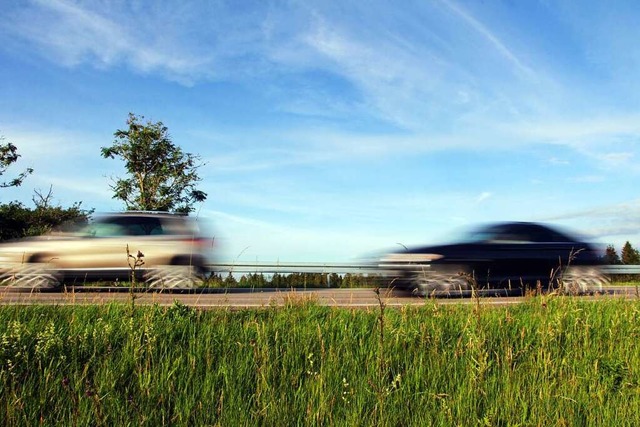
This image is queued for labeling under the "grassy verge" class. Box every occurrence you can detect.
[610,280,640,286]
[1,297,639,425]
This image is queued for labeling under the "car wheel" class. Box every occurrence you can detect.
[558,266,609,294]
[144,265,204,289]
[0,262,61,290]
[411,266,473,296]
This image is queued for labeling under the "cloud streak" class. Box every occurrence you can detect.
[3,0,216,83]
[439,0,537,80]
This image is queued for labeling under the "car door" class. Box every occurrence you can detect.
[483,225,581,285]
[52,218,135,274]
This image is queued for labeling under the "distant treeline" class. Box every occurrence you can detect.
[208,272,385,288]
[601,242,640,282]
[604,241,640,265]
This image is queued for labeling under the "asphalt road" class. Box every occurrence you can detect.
[0,286,636,309]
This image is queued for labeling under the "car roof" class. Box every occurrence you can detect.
[470,221,579,242]
[108,211,188,216]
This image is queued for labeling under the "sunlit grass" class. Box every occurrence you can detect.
[611,280,640,286]
[1,297,639,425]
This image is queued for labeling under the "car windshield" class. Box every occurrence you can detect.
[450,223,576,244]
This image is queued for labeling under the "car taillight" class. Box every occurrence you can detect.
[188,237,213,249]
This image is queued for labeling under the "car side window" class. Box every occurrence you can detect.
[497,226,566,243]
[487,226,533,243]
[545,230,571,243]
[119,217,164,236]
[89,222,128,237]
[494,234,532,243]
[522,229,551,243]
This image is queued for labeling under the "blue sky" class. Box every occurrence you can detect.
[1,0,640,262]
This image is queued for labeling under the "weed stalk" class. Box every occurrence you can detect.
[126,245,145,314]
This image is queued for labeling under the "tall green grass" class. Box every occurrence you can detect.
[1,297,639,425]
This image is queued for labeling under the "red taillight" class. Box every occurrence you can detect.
[188,237,213,250]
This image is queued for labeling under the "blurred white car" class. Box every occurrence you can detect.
[0,211,214,289]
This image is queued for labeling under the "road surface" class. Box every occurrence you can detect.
[0,286,636,309]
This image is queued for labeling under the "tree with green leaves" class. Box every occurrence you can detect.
[101,113,207,214]
[603,244,621,265]
[1,135,33,188]
[0,187,93,241]
[621,241,640,265]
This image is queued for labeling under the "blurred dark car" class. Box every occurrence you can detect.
[379,222,609,296]
[0,211,214,290]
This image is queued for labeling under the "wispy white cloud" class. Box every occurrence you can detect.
[197,115,640,177]
[566,175,605,184]
[298,18,442,129]
[600,152,634,166]
[0,0,606,138]
[203,208,398,262]
[0,124,97,160]
[476,192,493,203]
[3,0,218,83]
[0,123,119,207]
[503,114,640,171]
[547,2,640,82]
[540,199,640,242]
[548,157,570,166]
[508,114,640,142]
[203,145,337,174]
[37,175,112,200]
[439,0,537,80]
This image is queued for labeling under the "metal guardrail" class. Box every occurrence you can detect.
[211,262,640,275]
[210,262,379,274]
[601,265,640,275]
